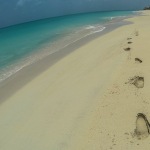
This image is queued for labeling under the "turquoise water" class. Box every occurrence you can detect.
[0,11,135,82]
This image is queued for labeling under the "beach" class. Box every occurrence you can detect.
[0,11,150,149]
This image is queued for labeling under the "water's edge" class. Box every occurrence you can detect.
[0,11,135,83]
[0,17,133,102]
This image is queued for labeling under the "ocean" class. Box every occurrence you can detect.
[0,11,136,83]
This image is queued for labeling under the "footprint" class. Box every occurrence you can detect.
[133,77,144,88]
[124,47,131,51]
[127,76,144,88]
[134,30,139,36]
[135,113,150,139]
[127,38,132,40]
[135,58,142,63]
[128,41,133,44]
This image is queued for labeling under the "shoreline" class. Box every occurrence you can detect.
[1,11,150,150]
[0,17,132,102]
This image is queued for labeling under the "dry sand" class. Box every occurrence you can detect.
[1,11,150,150]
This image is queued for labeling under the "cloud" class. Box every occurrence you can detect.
[16,0,30,6]
[16,0,42,7]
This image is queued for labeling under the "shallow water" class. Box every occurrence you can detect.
[0,11,135,82]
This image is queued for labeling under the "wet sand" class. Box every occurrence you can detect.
[1,11,150,150]
[0,19,131,102]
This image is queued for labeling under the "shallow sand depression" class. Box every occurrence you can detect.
[0,11,150,150]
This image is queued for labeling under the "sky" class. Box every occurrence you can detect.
[0,0,149,28]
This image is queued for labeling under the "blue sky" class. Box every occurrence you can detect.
[0,0,149,28]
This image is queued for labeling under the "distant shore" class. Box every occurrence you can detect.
[1,11,150,150]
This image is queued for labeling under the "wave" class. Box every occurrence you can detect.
[0,24,106,83]
[0,11,134,83]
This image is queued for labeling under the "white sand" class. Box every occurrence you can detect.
[1,11,150,150]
